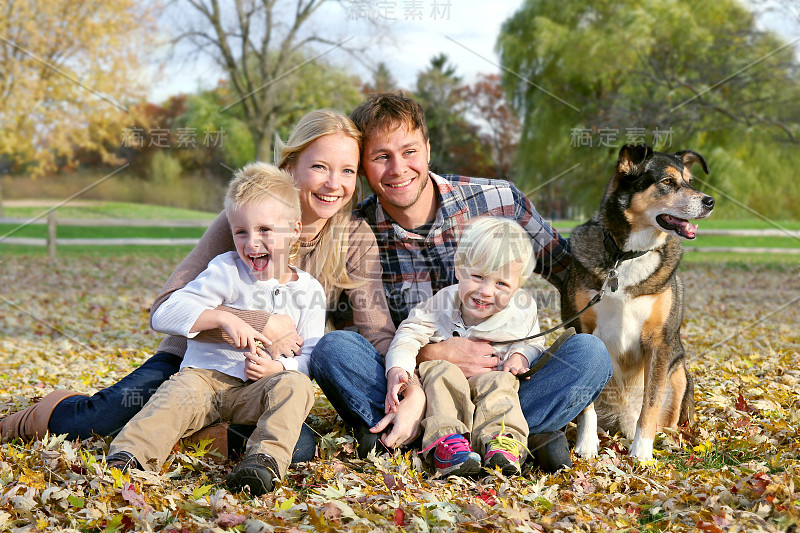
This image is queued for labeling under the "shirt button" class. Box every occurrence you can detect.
[452,331,460,337]
[274,288,280,295]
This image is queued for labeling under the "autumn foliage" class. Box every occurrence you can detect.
[1,257,798,531]
[0,0,158,175]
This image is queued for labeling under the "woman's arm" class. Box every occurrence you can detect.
[150,212,300,350]
[150,211,235,322]
[343,219,396,356]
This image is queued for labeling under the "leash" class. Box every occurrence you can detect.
[484,231,653,379]
[492,230,654,346]
[490,259,620,346]
[494,260,623,381]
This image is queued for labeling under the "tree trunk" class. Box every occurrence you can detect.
[255,134,272,163]
[254,114,277,164]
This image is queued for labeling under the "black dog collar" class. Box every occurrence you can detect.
[603,230,651,263]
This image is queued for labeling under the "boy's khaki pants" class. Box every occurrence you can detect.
[109,368,313,477]
[419,360,528,459]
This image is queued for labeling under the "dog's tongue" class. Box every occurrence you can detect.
[663,215,698,239]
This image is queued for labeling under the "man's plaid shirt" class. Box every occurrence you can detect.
[355,172,571,326]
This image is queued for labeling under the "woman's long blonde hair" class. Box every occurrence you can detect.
[275,109,363,298]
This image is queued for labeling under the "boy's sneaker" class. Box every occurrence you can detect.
[105,451,141,473]
[431,434,481,476]
[484,434,523,475]
[225,453,280,496]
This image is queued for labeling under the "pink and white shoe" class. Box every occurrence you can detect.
[427,434,482,476]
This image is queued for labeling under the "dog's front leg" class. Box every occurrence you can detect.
[628,343,670,462]
[573,403,600,458]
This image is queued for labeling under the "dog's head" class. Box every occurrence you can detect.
[603,144,715,242]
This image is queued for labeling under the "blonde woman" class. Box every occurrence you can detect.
[1,110,417,462]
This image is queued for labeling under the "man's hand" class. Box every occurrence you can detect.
[244,348,285,380]
[418,337,498,377]
[262,313,303,359]
[385,367,409,413]
[502,352,530,378]
[371,384,426,449]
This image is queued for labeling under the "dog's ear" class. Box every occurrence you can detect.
[673,150,709,175]
[617,144,653,175]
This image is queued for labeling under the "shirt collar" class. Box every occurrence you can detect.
[447,286,525,333]
[372,172,468,239]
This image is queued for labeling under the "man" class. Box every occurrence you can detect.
[310,93,612,472]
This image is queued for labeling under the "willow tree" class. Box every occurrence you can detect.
[497,0,800,218]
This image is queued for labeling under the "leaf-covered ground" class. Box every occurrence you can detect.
[1,256,798,532]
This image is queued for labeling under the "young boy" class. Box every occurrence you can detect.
[105,162,326,496]
[384,216,545,476]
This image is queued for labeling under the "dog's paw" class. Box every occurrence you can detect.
[627,435,654,462]
[573,432,600,459]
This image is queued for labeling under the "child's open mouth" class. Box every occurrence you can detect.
[471,297,491,309]
[249,253,270,272]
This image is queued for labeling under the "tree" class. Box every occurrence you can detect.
[0,0,157,174]
[170,0,374,161]
[363,62,398,94]
[415,54,493,176]
[459,74,522,179]
[497,0,800,218]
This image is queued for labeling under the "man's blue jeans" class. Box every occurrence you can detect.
[48,351,315,462]
[310,330,612,435]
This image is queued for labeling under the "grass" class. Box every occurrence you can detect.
[553,219,800,231]
[682,235,800,249]
[0,223,208,240]
[0,244,198,259]
[2,202,217,220]
[0,202,213,255]
[682,251,799,265]
[552,217,800,265]
[658,443,766,474]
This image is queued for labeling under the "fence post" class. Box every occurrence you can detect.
[48,212,57,258]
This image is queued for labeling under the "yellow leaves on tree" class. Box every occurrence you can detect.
[0,0,157,174]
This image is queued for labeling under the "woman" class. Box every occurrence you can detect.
[1,110,425,460]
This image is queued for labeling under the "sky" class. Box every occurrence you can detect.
[148,0,528,103]
[148,0,800,104]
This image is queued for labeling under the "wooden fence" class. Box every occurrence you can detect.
[1,216,799,258]
[0,214,212,257]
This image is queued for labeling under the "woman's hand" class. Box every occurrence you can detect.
[385,367,410,413]
[244,347,285,380]
[262,313,303,358]
[370,383,426,449]
[193,310,271,356]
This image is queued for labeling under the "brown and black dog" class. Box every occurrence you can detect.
[563,144,714,461]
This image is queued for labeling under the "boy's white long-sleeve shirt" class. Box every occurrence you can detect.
[385,285,545,377]
[151,251,326,381]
